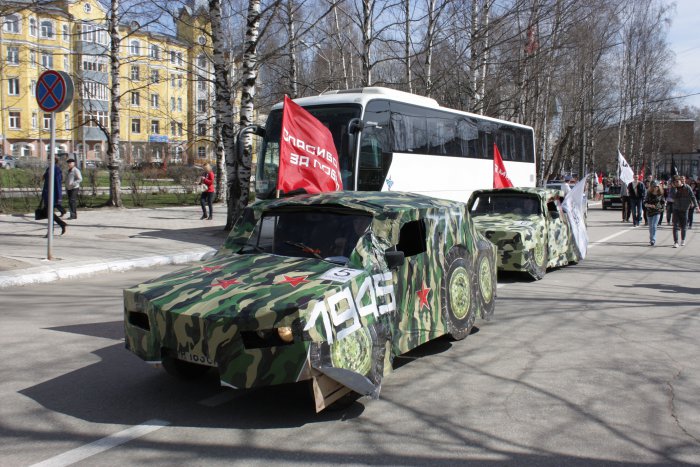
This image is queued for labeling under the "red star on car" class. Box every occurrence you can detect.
[417,284,431,310]
[212,277,242,289]
[277,275,310,287]
[201,265,223,273]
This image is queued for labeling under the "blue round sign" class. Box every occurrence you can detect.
[36,70,74,113]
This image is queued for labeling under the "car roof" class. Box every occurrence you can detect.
[252,191,465,216]
[470,187,562,199]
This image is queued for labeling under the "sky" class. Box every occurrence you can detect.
[667,0,700,109]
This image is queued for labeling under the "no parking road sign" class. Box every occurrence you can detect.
[36,70,74,113]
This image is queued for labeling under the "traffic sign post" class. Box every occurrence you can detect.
[36,70,74,260]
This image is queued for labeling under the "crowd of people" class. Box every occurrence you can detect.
[603,174,700,247]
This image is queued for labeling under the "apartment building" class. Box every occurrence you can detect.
[0,0,215,165]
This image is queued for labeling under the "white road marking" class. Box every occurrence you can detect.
[198,390,239,407]
[588,229,630,249]
[30,419,169,467]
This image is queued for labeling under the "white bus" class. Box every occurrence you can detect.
[252,87,536,202]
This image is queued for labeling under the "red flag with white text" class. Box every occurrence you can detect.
[493,144,514,188]
[277,96,342,194]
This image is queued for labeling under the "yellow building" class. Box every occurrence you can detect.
[0,0,215,165]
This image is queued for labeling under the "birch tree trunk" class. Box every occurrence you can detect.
[361,0,373,86]
[404,0,412,93]
[209,0,233,204]
[226,0,261,229]
[286,0,298,98]
[107,0,122,207]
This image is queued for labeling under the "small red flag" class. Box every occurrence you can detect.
[598,172,603,184]
[493,144,514,188]
[638,162,646,180]
[277,96,342,194]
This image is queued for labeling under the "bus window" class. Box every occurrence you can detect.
[391,102,428,154]
[456,118,478,158]
[359,100,392,191]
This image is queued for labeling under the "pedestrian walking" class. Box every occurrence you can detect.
[627,174,646,227]
[665,180,675,225]
[199,163,215,220]
[620,180,630,222]
[65,158,82,220]
[41,158,67,236]
[688,179,698,229]
[671,175,699,248]
[643,181,665,246]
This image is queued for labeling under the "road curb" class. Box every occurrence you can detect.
[0,248,217,289]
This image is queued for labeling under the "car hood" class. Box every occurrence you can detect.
[124,253,366,327]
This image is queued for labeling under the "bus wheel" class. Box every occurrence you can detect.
[528,240,548,281]
[442,247,476,341]
[476,252,496,320]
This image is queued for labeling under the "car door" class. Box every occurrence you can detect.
[546,196,570,264]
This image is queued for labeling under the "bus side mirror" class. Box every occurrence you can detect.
[348,118,364,134]
[385,250,405,269]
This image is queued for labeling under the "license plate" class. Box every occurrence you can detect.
[177,350,217,367]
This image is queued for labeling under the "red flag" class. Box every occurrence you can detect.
[598,172,603,184]
[493,144,514,188]
[277,96,342,194]
[638,162,645,180]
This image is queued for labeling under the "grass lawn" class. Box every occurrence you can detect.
[0,168,184,189]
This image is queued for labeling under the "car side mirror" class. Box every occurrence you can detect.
[385,250,405,269]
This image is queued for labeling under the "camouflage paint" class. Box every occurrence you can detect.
[124,191,497,402]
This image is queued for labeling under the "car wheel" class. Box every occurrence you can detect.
[527,239,548,280]
[476,250,496,320]
[162,356,211,380]
[441,247,476,341]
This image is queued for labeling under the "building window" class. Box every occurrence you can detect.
[170,74,175,87]
[94,144,102,159]
[81,81,109,101]
[82,56,107,72]
[170,121,176,136]
[198,146,206,158]
[197,123,207,136]
[64,113,70,130]
[64,54,70,70]
[150,44,159,59]
[43,113,52,130]
[31,80,36,95]
[151,120,160,134]
[7,47,19,65]
[41,52,53,69]
[129,40,140,55]
[150,93,159,108]
[150,69,159,84]
[197,54,206,70]
[40,20,54,39]
[197,76,206,91]
[131,118,141,133]
[131,91,140,106]
[62,24,69,41]
[170,97,175,111]
[197,99,206,113]
[8,78,19,96]
[9,111,20,129]
[177,97,182,111]
[177,52,183,65]
[178,75,182,88]
[131,65,140,81]
[177,122,183,136]
[29,18,37,36]
[29,50,36,66]
[170,51,176,64]
[32,112,38,129]
[3,14,20,34]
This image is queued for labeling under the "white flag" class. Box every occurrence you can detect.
[618,150,634,185]
[562,176,589,260]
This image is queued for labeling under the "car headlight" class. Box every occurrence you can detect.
[277,326,294,343]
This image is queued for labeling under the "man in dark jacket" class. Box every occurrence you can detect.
[41,158,67,236]
[627,174,646,227]
[671,175,699,247]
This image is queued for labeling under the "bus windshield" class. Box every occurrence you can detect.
[255,104,362,199]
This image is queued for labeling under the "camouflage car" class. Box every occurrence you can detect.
[467,187,581,280]
[124,192,497,411]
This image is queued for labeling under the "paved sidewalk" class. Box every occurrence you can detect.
[0,204,228,288]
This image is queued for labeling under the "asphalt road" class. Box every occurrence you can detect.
[1,207,699,466]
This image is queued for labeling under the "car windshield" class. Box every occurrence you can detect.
[470,194,541,216]
[606,186,621,194]
[242,208,372,262]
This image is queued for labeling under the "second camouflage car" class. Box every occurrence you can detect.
[467,187,581,280]
[124,192,497,411]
